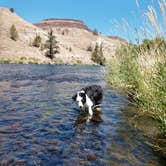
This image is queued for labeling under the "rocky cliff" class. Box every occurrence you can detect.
[34,19,92,32]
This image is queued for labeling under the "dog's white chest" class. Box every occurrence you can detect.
[85,94,93,108]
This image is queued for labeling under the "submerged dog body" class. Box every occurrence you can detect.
[72,85,103,116]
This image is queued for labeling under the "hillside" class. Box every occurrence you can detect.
[0,7,126,64]
[0,7,50,63]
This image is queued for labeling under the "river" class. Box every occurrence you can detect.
[0,64,164,165]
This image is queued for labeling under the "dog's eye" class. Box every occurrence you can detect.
[79,93,85,97]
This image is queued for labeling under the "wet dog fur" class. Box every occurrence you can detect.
[72,85,103,116]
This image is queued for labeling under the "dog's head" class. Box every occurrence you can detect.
[72,90,86,109]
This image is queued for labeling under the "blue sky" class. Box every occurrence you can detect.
[0,0,161,42]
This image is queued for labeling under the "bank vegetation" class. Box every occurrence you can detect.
[107,0,166,157]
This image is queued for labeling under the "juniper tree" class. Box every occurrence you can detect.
[91,43,99,62]
[45,29,59,59]
[9,8,14,13]
[99,43,106,65]
[91,43,105,65]
[93,28,98,35]
[87,45,93,52]
[32,34,42,47]
[10,24,19,41]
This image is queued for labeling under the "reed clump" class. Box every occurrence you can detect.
[107,0,166,157]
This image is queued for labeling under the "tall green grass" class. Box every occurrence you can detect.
[107,0,166,156]
[108,42,166,134]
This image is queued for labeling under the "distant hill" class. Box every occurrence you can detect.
[0,7,126,64]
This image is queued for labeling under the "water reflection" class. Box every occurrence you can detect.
[73,107,103,131]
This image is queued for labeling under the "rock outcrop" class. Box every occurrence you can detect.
[34,19,91,32]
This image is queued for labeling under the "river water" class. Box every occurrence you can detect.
[0,64,164,165]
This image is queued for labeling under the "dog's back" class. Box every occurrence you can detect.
[81,85,103,105]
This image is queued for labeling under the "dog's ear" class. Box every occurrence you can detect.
[72,94,77,101]
[79,92,86,104]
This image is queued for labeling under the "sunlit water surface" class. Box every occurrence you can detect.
[0,64,164,165]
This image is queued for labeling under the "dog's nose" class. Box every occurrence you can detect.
[79,106,83,109]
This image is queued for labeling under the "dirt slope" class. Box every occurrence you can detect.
[0,7,50,63]
[0,7,126,64]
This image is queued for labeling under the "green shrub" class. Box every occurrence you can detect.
[10,24,19,41]
[40,43,46,51]
[69,47,72,52]
[87,45,93,52]
[140,37,166,52]
[32,34,42,47]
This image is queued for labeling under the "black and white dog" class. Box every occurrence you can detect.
[72,85,103,116]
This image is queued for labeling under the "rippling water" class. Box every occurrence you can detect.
[0,64,164,165]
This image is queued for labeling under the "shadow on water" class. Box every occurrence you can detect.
[0,64,165,165]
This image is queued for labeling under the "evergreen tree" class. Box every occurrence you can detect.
[10,24,19,41]
[99,43,106,65]
[45,29,59,59]
[91,43,99,62]
[91,43,106,65]
[93,28,98,35]
[9,8,14,13]
[32,34,42,47]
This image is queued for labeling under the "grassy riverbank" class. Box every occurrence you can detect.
[0,57,85,65]
[107,36,166,158]
[107,1,166,158]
